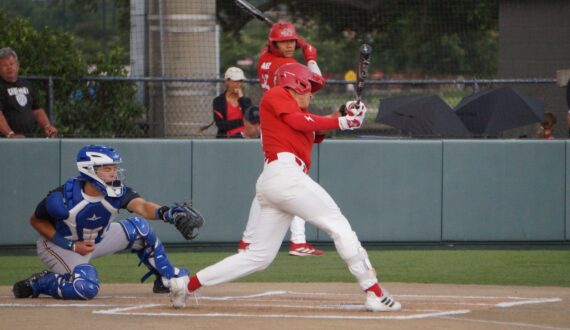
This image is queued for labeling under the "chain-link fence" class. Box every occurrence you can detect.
[25,75,559,139]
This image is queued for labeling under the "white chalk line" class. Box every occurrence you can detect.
[288,291,557,301]
[1,291,563,322]
[94,308,472,320]
[496,298,562,307]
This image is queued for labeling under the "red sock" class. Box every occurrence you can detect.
[365,283,383,297]
[188,275,202,292]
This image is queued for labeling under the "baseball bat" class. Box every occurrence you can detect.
[355,44,372,108]
[235,0,274,27]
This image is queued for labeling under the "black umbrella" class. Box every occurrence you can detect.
[454,87,544,136]
[375,95,471,137]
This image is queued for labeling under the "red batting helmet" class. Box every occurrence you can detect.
[268,21,299,56]
[274,63,325,94]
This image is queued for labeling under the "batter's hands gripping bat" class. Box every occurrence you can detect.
[354,44,372,109]
[235,0,274,27]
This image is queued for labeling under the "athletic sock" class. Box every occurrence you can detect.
[188,275,201,292]
[365,283,383,297]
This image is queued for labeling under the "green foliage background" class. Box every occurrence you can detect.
[0,11,144,137]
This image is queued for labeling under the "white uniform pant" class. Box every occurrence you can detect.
[37,223,130,275]
[242,199,307,244]
[197,153,378,290]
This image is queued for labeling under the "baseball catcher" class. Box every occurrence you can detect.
[12,144,204,300]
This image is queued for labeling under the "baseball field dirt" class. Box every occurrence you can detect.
[1,282,569,329]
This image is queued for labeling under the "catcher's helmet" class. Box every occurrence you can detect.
[76,145,125,197]
[268,21,299,56]
[274,63,325,95]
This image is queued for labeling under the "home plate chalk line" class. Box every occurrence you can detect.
[1,290,562,321]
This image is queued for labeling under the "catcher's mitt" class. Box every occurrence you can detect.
[160,202,204,240]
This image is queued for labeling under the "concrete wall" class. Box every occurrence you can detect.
[0,139,568,246]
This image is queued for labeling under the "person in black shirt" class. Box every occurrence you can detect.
[0,47,58,138]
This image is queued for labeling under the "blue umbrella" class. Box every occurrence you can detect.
[376,95,471,137]
[454,87,544,136]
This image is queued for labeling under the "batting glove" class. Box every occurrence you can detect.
[298,38,318,62]
[338,101,367,130]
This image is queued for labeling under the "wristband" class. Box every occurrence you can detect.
[51,233,75,251]
[156,206,170,221]
[6,131,14,138]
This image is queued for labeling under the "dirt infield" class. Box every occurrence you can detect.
[1,282,569,329]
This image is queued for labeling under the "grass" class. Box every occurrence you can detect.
[2,249,569,287]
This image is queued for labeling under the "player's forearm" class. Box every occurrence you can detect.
[32,108,52,128]
[128,198,162,220]
[30,214,57,241]
[282,112,339,132]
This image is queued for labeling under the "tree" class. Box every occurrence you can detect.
[217,0,499,77]
[0,11,145,137]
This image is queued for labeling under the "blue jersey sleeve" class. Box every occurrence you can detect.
[34,185,65,221]
[120,187,141,210]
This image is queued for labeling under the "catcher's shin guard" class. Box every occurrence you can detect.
[14,264,99,300]
[120,217,188,284]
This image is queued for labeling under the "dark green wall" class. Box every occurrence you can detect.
[1,139,568,246]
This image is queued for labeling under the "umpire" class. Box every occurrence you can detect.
[0,47,58,138]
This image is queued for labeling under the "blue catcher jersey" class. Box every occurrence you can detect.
[35,177,140,243]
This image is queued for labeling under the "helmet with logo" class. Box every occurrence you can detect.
[76,145,125,197]
[268,21,299,56]
[273,63,325,94]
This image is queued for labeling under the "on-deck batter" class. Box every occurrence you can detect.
[239,20,326,256]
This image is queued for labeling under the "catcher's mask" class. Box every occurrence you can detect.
[76,145,125,197]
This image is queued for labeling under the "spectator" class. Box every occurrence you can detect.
[0,47,58,138]
[200,67,253,138]
[537,112,557,139]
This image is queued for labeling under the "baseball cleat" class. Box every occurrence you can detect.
[169,276,189,308]
[364,291,401,312]
[289,242,324,256]
[152,276,169,294]
[12,271,48,298]
[237,240,250,253]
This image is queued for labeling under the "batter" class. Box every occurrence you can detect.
[169,63,401,312]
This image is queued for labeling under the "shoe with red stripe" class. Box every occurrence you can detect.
[237,240,250,253]
[288,242,324,256]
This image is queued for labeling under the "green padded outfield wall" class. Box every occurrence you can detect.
[0,139,568,246]
[0,140,61,245]
[318,140,443,242]
[442,140,566,241]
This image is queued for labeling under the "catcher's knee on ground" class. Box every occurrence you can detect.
[21,264,100,300]
[120,217,187,284]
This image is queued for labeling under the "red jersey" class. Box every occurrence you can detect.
[224,101,245,136]
[257,50,297,93]
[260,87,315,169]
